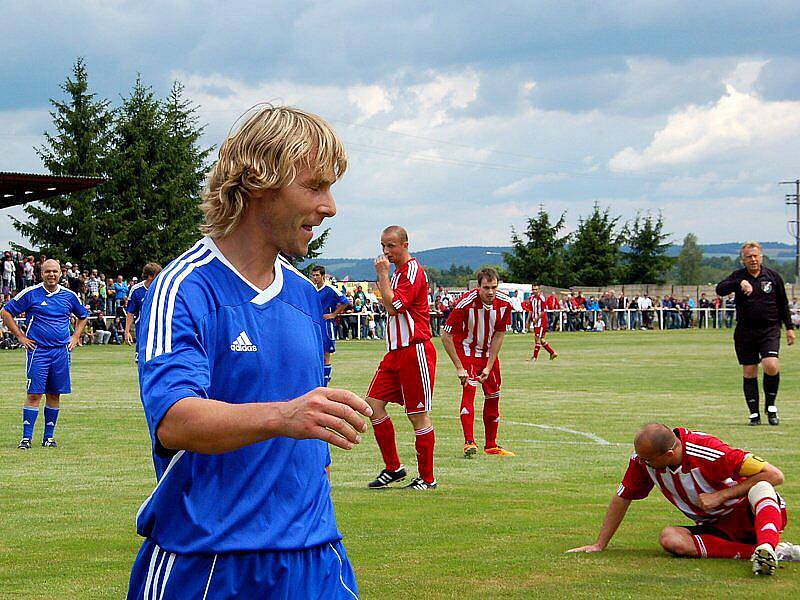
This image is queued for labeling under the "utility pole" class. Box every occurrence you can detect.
[780,179,800,285]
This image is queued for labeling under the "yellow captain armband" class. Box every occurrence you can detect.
[739,454,768,476]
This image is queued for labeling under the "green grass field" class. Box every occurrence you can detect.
[1,328,799,598]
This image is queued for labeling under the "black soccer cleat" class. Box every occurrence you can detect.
[751,544,778,576]
[42,437,58,448]
[748,413,761,426]
[17,437,31,450]
[367,466,407,488]
[403,477,437,490]
[767,410,780,426]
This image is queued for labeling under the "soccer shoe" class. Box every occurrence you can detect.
[749,414,762,426]
[484,446,516,457]
[42,437,58,448]
[751,543,779,576]
[463,441,478,459]
[403,477,437,490]
[549,352,558,361]
[776,542,800,562]
[17,437,31,450]
[367,466,407,488]
[767,411,780,426]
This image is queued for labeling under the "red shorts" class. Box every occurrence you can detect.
[688,495,788,544]
[461,354,501,398]
[367,340,437,414]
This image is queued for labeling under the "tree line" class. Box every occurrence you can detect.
[13,58,212,275]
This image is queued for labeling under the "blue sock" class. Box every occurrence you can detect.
[324,364,332,386]
[43,406,59,440]
[22,406,38,439]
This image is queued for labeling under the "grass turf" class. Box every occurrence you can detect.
[0,328,799,598]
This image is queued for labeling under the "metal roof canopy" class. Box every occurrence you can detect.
[0,172,106,209]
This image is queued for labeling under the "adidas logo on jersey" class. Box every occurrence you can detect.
[230,331,258,352]
[40,300,48,305]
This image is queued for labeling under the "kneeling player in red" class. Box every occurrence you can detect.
[567,423,800,575]
[366,226,437,490]
[441,268,515,458]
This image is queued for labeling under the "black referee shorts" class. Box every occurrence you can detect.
[733,325,781,365]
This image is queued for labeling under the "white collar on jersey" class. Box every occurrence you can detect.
[45,284,61,296]
[202,236,284,305]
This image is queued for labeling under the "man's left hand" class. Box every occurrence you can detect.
[68,335,80,351]
[788,329,796,346]
[698,492,723,512]
[478,367,490,382]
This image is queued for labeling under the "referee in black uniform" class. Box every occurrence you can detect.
[716,241,795,426]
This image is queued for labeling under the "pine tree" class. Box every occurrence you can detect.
[623,212,673,283]
[503,206,570,286]
[13,58,112,262]
[288,228,331,275]
[566,202,623,286]
[676,233,703,284]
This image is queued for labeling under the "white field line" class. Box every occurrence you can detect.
[437,414,613,446]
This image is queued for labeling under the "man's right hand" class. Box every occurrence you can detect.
[278,388,373,450]
[17,334,36,350]
[566,543,604,553]
[740,280,753,295]
[456,367,469,386]
[125,331,134,345]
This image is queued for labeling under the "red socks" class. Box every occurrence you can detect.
[414,426,435,483]
[371,415,401,472]
[692,535,754,559]
[542,342,555,356]
[754,496,782,549]
[483,396,500,449]
[459,382,478,442]
[533,343,541,359]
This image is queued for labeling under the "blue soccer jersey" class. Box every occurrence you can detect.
[3,283,88,346]
[317,283,348,347]
[126,281,150,339]
[136,237,340,554]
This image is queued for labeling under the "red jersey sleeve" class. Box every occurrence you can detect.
[521,299,532,312]
[390,273,414,313]
[686,432,748,482]
[617,455,654,500]
[497,303,512,331]
[443,304,466,335]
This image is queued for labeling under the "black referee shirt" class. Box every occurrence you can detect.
[716,266,793,330]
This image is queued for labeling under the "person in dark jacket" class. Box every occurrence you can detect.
[716,241,795,426]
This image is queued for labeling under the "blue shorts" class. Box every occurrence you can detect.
[323,321,336,355]
[26,345,71,395]
[127,538,359,599]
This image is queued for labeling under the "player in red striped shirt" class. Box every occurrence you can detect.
[568,423,800,575]
[441,268,515,458]
[366,226,438,490]
[522,284,557,362]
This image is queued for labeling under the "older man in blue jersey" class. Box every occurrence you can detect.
[311,265,351,385]
[127,105,372,599]
[1,259,88,449]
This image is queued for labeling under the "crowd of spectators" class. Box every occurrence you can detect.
[0,250,139,347]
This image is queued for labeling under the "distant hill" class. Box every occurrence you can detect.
[302,242,795,280]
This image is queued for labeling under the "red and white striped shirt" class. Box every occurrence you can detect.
[521,293,546,326]
[443,289,512,358]
[386,257,431,351]
[617,428,750,524]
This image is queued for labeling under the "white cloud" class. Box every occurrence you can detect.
[609,62,800,171]
[347,84,393,121]
[493,172,569,197]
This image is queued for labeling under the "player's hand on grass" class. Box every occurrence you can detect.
[280,387,373,450]
[374,255,390,277]
[788,329,796,346]
[566,544,604,553]
[456,367,469,386]
[740,280,753,295]
[697,492,722,511]
[17,334,36,350]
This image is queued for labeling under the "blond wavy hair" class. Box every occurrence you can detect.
[200,104,347,238]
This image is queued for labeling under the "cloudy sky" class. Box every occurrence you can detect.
[2,1,800,258]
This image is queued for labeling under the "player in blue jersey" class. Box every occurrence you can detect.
[1,259,88,449]
[124,262,162,348]
[127,105,372,599]
[311,265,351,385]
